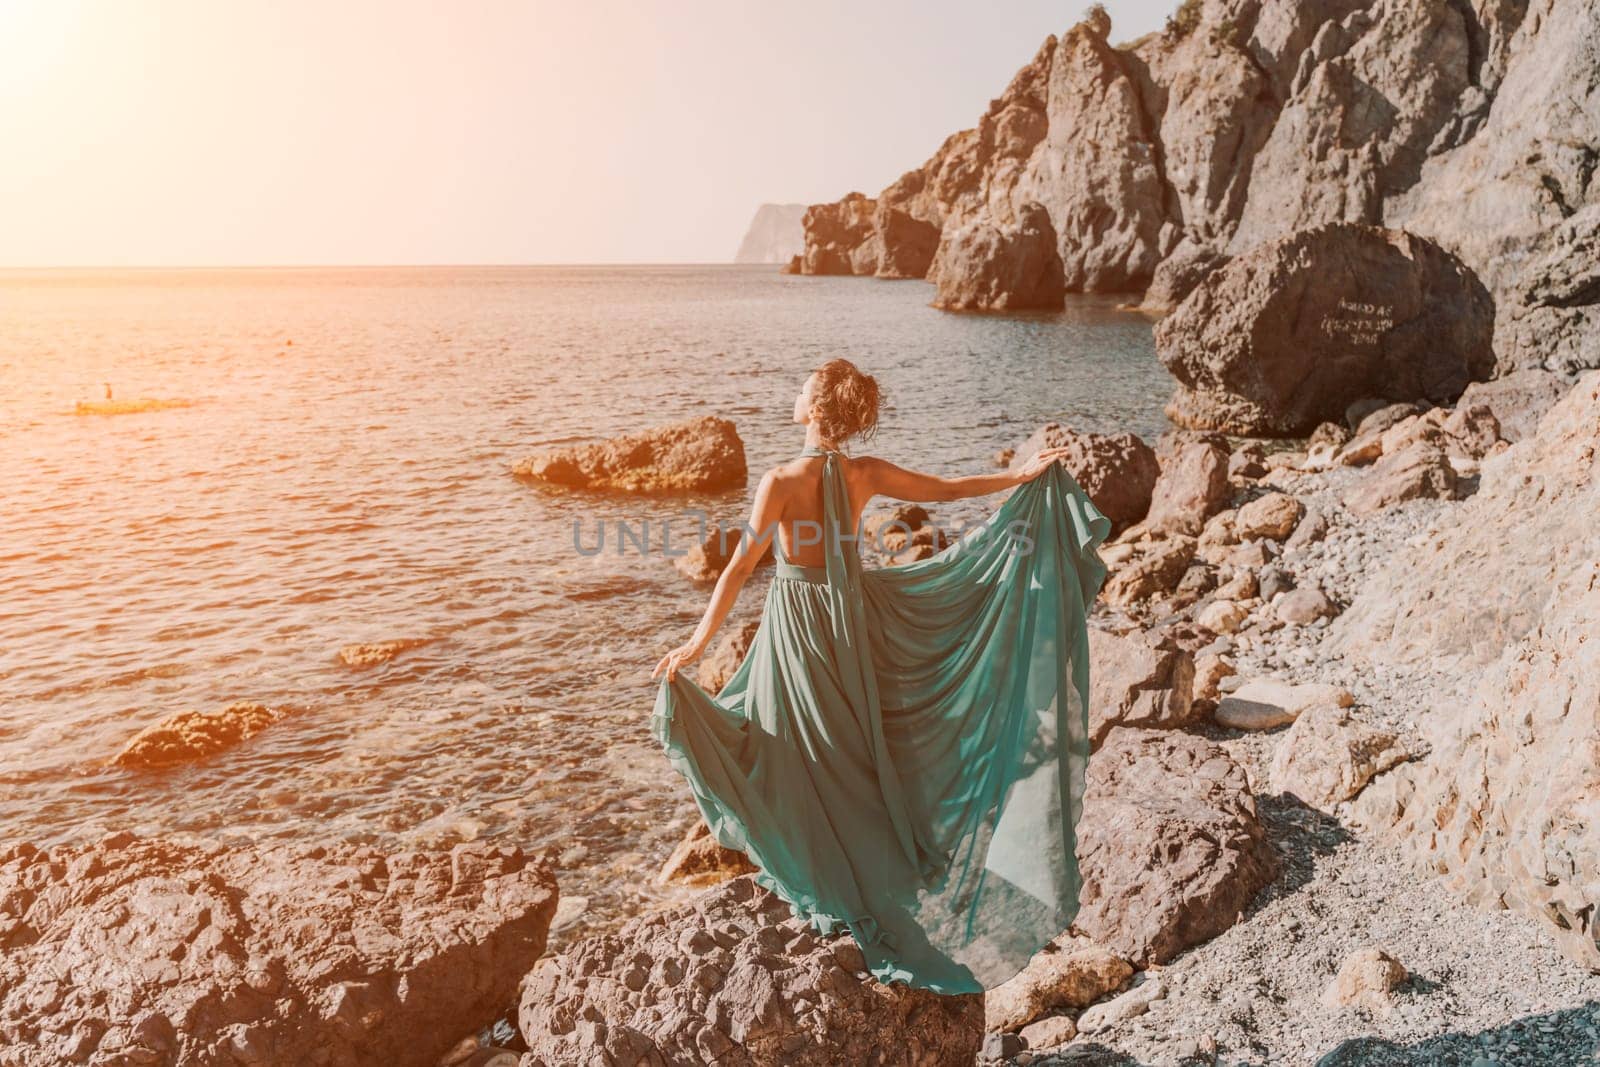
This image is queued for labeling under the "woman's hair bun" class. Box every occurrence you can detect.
[810,358,882,445]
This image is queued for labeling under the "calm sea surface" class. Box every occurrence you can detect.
[0,265,1169,943]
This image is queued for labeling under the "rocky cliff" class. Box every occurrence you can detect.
[734,203,808,265]
[797,0,1600,376]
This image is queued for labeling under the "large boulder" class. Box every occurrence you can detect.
[0,836,558,1067]
[1087,628,1197,748]
[1140,243,1231,314]
[1074,729,1278,965]
[1143,437,1230,536]
[929,202,1065,311]
[1269,704,1410,810]
[1158,224,1495,436]
[516,877,983,1066]
[1007,424,1158,532]
[513,416,746,495]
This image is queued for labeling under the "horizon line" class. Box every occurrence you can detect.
[0,261,790,271]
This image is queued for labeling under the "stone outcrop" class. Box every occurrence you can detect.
[1269,704,1409,810]
[1074,728,1278,965]
[799,194,880,275]
[1007,424,1158,532]
[0,835,557,1067]
[928,203,1065,311]
[1157,225,1495,436]
[1334,372,1599,670]
[983,935,1131,1034]
[1337,372,1600,967]
[516,876,983,1066]
[110,702,287,769]
[1143,436,1230,536]
[657,822,757,888]
[796,1,1600,375]
[734,203,807,265]
[513,416,746,495]
[1087,628,1197,747]
[1457,369,1571,443]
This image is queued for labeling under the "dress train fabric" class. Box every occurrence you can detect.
[652,448,1110,993]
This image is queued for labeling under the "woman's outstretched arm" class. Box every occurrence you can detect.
[652,469,781,681]
[855,447,1073,503]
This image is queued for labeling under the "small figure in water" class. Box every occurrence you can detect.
[104,383,113,400]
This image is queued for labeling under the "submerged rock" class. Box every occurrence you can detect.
[513,416,746,495]
[111,701,286,769]
[1158,224,1494,437]
[0,836,558,1067]
[338,637,435,669]
[516,876,983,1066]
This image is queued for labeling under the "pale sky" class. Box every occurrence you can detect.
[0,0,1173,266]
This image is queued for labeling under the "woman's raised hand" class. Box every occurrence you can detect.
[1012,446,1074,483]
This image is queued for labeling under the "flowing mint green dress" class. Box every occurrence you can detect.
[652,447,1110,993]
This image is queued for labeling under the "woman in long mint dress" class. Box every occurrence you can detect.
[652,359,1109,994]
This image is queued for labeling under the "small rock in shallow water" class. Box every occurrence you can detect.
[111,701,286,769]
[337,637,434,669]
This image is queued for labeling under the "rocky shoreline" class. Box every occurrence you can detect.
[7,370,1595,1065]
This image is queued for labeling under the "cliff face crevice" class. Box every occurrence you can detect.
[795,0,1599,375]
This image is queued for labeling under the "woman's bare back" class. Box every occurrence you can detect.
[767,454,871,569]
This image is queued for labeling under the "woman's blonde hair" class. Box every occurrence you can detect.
[810,358,882,445]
